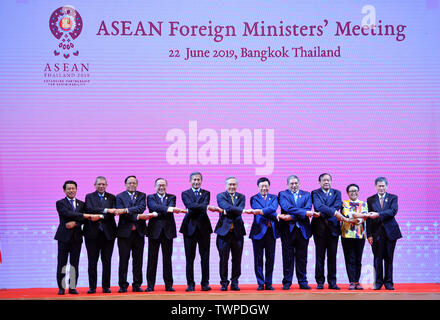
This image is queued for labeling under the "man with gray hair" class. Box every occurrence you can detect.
[215,176,247,291]
[278,175,316,290]
[367,177,402,290]
[84,176,118,294]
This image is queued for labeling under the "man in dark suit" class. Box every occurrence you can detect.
[215,176,246,291]
[367,177,402,290]
[311,173,343,290]
[146,178,186,292]
[180,172,220,292]
[278,175,315,290]
[249,177,279,291]
[84,176,118,294]
[116,175,152,293]
[55,180,102,295]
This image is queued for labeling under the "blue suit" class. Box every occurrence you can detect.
[311,188,342,287]
[367,193,402,287]
[215,191,245,287]
[249,193,279,287]
[278,190,312,287]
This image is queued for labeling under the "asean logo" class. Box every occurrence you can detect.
[49,6,83,59]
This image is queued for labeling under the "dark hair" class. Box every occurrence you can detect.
[189,172,203,181]
[257,177,270,186]
[63,180,77,190]
[124,175,137,184]
[346,184,360,193]
[319,173,332,182]
[155,177,167,185]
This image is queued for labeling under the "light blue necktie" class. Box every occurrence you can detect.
[293,193,301,228]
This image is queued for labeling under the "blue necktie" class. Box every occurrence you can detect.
[194,190,199,200]
[97,194,105,231]
[293,193,301,228]
[69,199,75,210]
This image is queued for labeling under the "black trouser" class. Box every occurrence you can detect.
[85,231,115,289]
[281,227,309,286]
[183,229,210,287]
[147,230,174,289]
[314,233,339,286]
[56,239,82,290]
[117,231,145,289]
[372,227,397,286]
[341,237,365,283]
[252,228,276,286]
[216,231,244,287]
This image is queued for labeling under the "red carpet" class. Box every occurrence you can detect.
[1,283,439,300]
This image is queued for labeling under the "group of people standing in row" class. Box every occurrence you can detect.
[55,172,402,295]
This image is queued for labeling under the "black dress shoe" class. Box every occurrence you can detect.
[118,288,127,293]
[282,284,291,290]
[385,284,395,290]
[354,283,363,290]
[329,285,340,290]
[316,283,324,289]
[58,289,65,295]
[373,284,383,290]
[201,286,212,291]
[87,288,96,294]
[68,289,79,294]
[299,284,311,290]
[102,288,111,293]
[257,285,265,291]
[230,285,240,291]
[349,283,356,290]
[146,287,154,292]
[132,286,143,292]
[165,287,175,292]
[186,286,195,292]
[265,284,274,291]
[220,285,228,291]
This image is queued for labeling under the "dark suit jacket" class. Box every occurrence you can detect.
[366,193,402,241]
[146,193,177,240]
[180,188,213,237]
[249,193,279,240]
[278,190,312,240]
[84,191,117,241]
[116,191,147,238]
[215,191,246,237]
[54,197,85,243]
[311,188,342,237]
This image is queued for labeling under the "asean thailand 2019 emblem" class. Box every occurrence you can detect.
[49,6,83,59]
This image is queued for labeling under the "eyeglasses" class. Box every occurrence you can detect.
[348,190,359,193]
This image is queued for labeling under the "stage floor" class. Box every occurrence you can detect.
[1,283,439,300]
